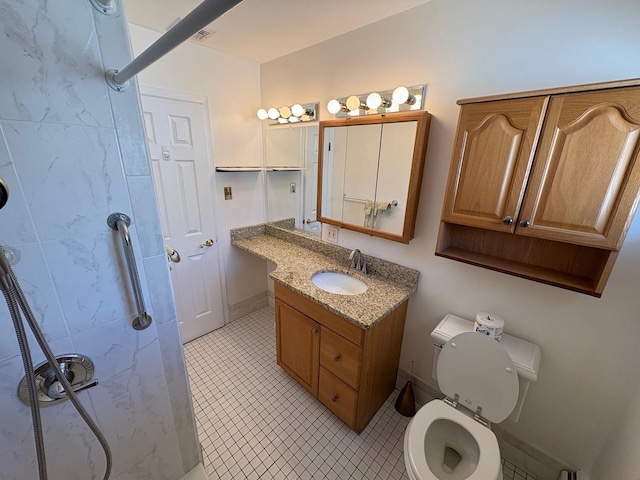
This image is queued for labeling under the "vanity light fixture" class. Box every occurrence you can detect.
[256,102,318,124]
[327,84,425,118]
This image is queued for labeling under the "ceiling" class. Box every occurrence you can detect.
[123,0,432,64]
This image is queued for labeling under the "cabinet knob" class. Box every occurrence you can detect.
[311,329,318,335]
[519,220,531,228]
[502,216,513,225]
[333,354,341,362]
[331,395,338,403]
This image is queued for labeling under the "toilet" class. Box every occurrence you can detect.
[404,314,541,480]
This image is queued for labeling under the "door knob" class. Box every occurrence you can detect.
[306,219,317,224]
[199,239,214,248]
[519,220,531,228]
[165,244,181,263]
[502,216,513,225]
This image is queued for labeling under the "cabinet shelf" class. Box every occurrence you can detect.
[436,222,613,297]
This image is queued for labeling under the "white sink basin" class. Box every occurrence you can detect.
[311,271,368,295]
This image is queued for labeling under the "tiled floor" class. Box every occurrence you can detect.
[184,306,538,479]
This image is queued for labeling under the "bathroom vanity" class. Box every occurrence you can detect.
[231,221,418,432]
[275,283,407,432]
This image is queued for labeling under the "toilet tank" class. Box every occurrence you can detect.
[431,314,541,422]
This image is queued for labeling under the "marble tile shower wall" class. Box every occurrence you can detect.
[0,1,199,479]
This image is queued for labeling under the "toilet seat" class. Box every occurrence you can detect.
[404,400,501,480]
[437,332,519,423]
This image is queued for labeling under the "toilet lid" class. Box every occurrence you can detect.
[437,332,519,423]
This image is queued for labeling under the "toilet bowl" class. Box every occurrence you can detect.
[403,331,520,480]
[404,400,502,480]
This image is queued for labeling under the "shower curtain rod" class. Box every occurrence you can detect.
[104,0,243,92]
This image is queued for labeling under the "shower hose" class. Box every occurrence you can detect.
[0,250,112,480]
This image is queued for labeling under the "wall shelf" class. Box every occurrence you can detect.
[215,166,304,172]
[215,166,262,172]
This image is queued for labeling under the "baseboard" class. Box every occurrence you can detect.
[179,463,207,480]
[228,291,269,321]
[396,368,571,480]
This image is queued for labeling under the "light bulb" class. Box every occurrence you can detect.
[346,95,364,111]
[392,86,416,105]
[291,104,305,117]
[289,116,300,123]
[257,108,268,120]
[277,117,288,124]
[267,107,280,120]
[278,106,292,118]
[327,99,344,115]
[366,93,382,109]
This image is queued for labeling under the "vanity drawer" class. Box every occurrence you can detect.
[318,367,357,428]
[320,327,362,390]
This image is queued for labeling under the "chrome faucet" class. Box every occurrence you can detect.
[349,249,369,275]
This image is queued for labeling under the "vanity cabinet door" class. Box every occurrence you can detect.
[275,300,319,396]
[441,97,548,232]
[517,87,640,249]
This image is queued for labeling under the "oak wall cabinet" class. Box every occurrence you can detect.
[274,283,407,432]
[437,79,640,297]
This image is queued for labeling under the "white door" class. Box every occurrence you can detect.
[141,93,225,343]
[303,126,321,233]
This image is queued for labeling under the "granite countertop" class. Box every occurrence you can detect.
[231,222,419,330]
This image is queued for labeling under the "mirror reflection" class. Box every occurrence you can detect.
[265,125,320,234]
[318,111,431,243]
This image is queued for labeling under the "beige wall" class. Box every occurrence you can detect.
[260,0,640,473]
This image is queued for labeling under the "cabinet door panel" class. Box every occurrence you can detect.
[442,97,548,232]
[518,87,640,249]
[275,300,319,395]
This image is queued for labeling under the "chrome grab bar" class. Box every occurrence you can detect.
[107,213,152,330]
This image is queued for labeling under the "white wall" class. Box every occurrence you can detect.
[128,25,267,308]
[260,0,640,473]
[590,383,640,479]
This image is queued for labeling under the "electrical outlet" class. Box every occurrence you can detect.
[324,225,339,244]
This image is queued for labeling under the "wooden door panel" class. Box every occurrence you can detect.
[442,97,548,232]
[518,87,640,249]
[275,300,319,395]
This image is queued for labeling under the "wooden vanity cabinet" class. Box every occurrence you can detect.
[437,81,640,297]
[274,283,407,433]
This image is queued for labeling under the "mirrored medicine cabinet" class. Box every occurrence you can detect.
[317,111,431,243]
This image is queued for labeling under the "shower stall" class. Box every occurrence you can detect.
[0,0,214,477]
